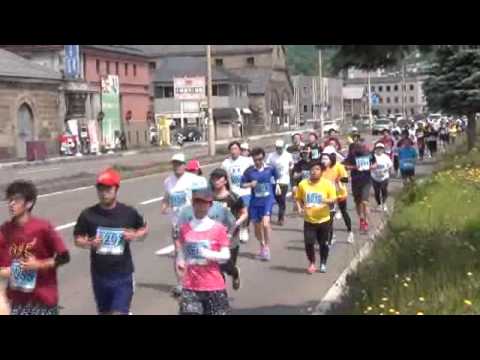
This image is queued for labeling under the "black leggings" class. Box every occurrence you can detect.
[372,179,389,205]
[394,155,399,173]
[304,221,330,265]
[220,246,240,279]
[274,184,289,221]
[337,199,352,232]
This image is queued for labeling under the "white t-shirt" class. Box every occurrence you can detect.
[371,154,393,182]
[222,156,254,197]
[164,172,208,225]
[266,151,294,185]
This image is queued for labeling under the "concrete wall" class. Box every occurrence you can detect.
[0,81,62,159]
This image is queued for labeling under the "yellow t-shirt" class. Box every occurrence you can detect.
[321,163,349,200]
[296,178,336,224]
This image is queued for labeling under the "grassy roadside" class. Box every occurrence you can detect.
[331,136,480,315]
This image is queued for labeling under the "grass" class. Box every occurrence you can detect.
[332,134,480,315]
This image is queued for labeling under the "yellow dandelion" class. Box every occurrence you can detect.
[381,297,389,302]
[389,308,395,313]
[419,297,425,302]
[467,272,473,277]
[405,277,411,282]
[379,304,385,309]
[417,312,424,315]
[464,299,472,306]
[367,306,373,311]
[403,283,409,287]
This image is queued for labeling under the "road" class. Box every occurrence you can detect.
[0,134,436,315]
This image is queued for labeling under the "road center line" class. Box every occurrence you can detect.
[55,222,77,231]
[140,197,164,205]
[155,244,175,256]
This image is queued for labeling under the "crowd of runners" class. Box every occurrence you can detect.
[0,117,465,315]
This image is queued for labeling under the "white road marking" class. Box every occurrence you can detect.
[38,186,94,199]
[155,244,175,256]
[55,222,77,231]
[140,197,164,205]
[18,167,61,175]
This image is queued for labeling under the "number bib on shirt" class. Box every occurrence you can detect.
[229,167,243,187]
[305,192,323,208]
[10,260,37,293]
[355,156,371,171]
[184,240,210,266]
[255,183,270,198]
[311,148,320,160]
[401,159,415,170]
[170,191,187,209]
[96,227,125,255]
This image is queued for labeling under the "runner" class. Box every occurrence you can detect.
[371,143,393,213]
[295,160,336,274]
[185,159,203,176]
[291,147,313,211]
[321,146,354,244]
[176,189,231,315]
[306,132,322,160]
[346,127,359,146]
[222,141,254,243]
[398,139,418,186]
[416,125,426,161]
[344,139,374,234]
[439,123,449,153]
[241,147,279,261]
[0,180,70,315]
[323,129,342,152]
[378,129,395,160]
[240,142,250,157]
[425,124,438,158]
[287,133,305,165]
[449,122,457,145]
[74,169,147,315]
[158,153,207,297]
[266,140,294,226]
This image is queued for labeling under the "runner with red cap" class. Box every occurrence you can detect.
[73,168,148,315]
[185,159,203,176]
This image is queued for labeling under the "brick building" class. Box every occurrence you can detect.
[0,49,63,159]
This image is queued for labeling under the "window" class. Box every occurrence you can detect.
[394,85,398,91]
[394,109,399,113]
[212,85,218,96]
[394,97,399,103]
[386,97,391,104]
[96,59,100,74]
[379,97,383,104]
[115,62,119,75]
[410,96,415,103]
[386,85,391,92]
[387,109,392,114]
[371,86,375,92]
[311,105,314,112]
[410,84,415,91]
[164,86,174,98]
[106,61,110,74]
[215,58,224,66]
[145,130,148,143]
[247,57,255,66]
[133,64,137,77]
[378,86,383,92]
[125,63,129,76]
[304,105,308,113]
[410,108,415,115]
[154,87,164,98]
[303,87,308,95]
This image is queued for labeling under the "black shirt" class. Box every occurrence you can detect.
[292,159,312,186]
[306,143,322,160]
[73,202,146,275]
[344,145,374,184]
[287,144,303,164]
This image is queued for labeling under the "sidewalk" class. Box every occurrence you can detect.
[0,128,312,170]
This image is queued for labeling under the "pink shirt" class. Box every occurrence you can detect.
[179,222,229,292]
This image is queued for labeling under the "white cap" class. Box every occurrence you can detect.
[240,142,249,150]
[275,139,285,148]
[171,153,186,163]
[322,146,337,155]
[374,143,385,149]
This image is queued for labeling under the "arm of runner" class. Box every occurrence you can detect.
[73,211,95,249]
[160,193,170,215]
[241,170,257,189]
[124,210,148,242]
[199,246,230,263]
[322,182,337,205]
[235,206,248,228]
[295,184,305,214]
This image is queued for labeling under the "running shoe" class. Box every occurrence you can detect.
[239,227,249,244]
[233,266,241,290]
[171,285,182,298]
[364,221,369,232]
[331,233,337,245]
[319,263,327,273]
[264,247,271,261]
[307,264,317,275]
[359,219,365,232]
[335,212,342,220]
[256,247,267,261]
[347,231,355,244]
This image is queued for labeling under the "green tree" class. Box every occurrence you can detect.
[423,48,480,150]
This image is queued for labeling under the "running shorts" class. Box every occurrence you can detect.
[179,289,229,315]
[303,221,330,246]
[92,271,134,315]
[10,303,59,315]
[249,201,274,223]
[401,168,415,178]
[351,180,371,204]
[240,195,251,208]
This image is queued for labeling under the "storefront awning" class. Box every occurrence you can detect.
[213,108,239,121]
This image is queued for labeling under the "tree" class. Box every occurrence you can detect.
[423,48,480,150]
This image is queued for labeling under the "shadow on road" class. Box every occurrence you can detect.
[136,282,173,294]
[231,300,320,315]
[270,265,307,274]
[285,246,305,252]
[238,252,257,260]
[271,227,303,233]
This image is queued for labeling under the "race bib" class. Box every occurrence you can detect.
[184,240,210,266]
[229,167,243,187]
[355,156,371,171]
[96,227,125,256]
[311,149,319,160]
[401,160,415,170]
[255,183,270,198]
[170,191,187,208]
[305,192,323,208]
[10,260,37,293]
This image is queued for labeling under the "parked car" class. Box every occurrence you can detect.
[372,118,393,135]
[322,120,340,134]
[176,127,202,142]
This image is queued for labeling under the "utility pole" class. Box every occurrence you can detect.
[401,61,407,119]
[206,45,215,156]
[319,49,324,135]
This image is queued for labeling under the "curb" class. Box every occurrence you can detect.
[312,202,395,315]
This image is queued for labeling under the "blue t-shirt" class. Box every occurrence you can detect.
[398,147,417,171]
[241,165,279,207]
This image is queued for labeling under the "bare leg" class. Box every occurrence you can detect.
[263,216,272,247]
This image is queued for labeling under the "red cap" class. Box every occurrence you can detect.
[185,159,201,172]
[96,168,121,187]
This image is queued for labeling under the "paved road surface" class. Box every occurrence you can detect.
[0,132,438,315]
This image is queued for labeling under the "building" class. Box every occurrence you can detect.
[0,49,63,159]
[344,74,428,117]
[0,45,154,149]
[130,45,295,135]
[153,56,250,139]
[292,75,344,127]
[342,87,368,120]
